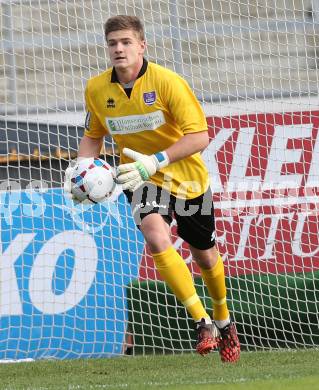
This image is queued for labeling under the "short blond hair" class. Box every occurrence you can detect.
[104,15,145,41]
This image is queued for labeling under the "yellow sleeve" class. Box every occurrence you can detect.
[83,82,108,139]
[164,75,208,134]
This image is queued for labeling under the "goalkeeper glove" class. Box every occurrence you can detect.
[116,148,170,191]
[63,158,91,204]
[63,159,77,196]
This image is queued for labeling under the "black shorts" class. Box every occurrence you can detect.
[124,183,216,250]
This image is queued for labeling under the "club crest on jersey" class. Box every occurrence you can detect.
[106,98,115,108]
[143,91,156,106]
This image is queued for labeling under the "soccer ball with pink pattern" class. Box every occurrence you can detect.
[71,158,115,203]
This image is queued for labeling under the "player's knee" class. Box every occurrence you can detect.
[143,229,171,253]
[191,245,219,269]
[146,234,171,254]
[140,214,171,253]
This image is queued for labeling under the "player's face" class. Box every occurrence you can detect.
[107,29,145,71]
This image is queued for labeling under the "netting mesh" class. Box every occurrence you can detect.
[0,0,318,359]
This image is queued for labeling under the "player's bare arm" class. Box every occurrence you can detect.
[78,135,104,158]
[164,131,209,163]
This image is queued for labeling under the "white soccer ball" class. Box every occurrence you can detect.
[70,158,115,203]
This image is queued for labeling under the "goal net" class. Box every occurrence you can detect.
[1,0,318,359]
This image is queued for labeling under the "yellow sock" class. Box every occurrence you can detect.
[152,246,209,322]
[200,254,229,321]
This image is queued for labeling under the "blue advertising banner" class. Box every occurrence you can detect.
[0,187,144,360]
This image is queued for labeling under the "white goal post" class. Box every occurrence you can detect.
[0,0,318,359]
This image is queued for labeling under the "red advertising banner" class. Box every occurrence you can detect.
[139,111,319,279]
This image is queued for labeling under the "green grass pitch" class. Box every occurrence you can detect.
[1,349,318,390]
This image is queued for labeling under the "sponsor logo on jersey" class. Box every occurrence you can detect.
[107,98,115,108]
[105,110,165,134]
[85,112,91,130]
[143,91,156,106]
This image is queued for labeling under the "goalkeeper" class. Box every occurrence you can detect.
[65,15,240,362]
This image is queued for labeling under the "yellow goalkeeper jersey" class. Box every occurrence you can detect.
[84,60,209,199]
